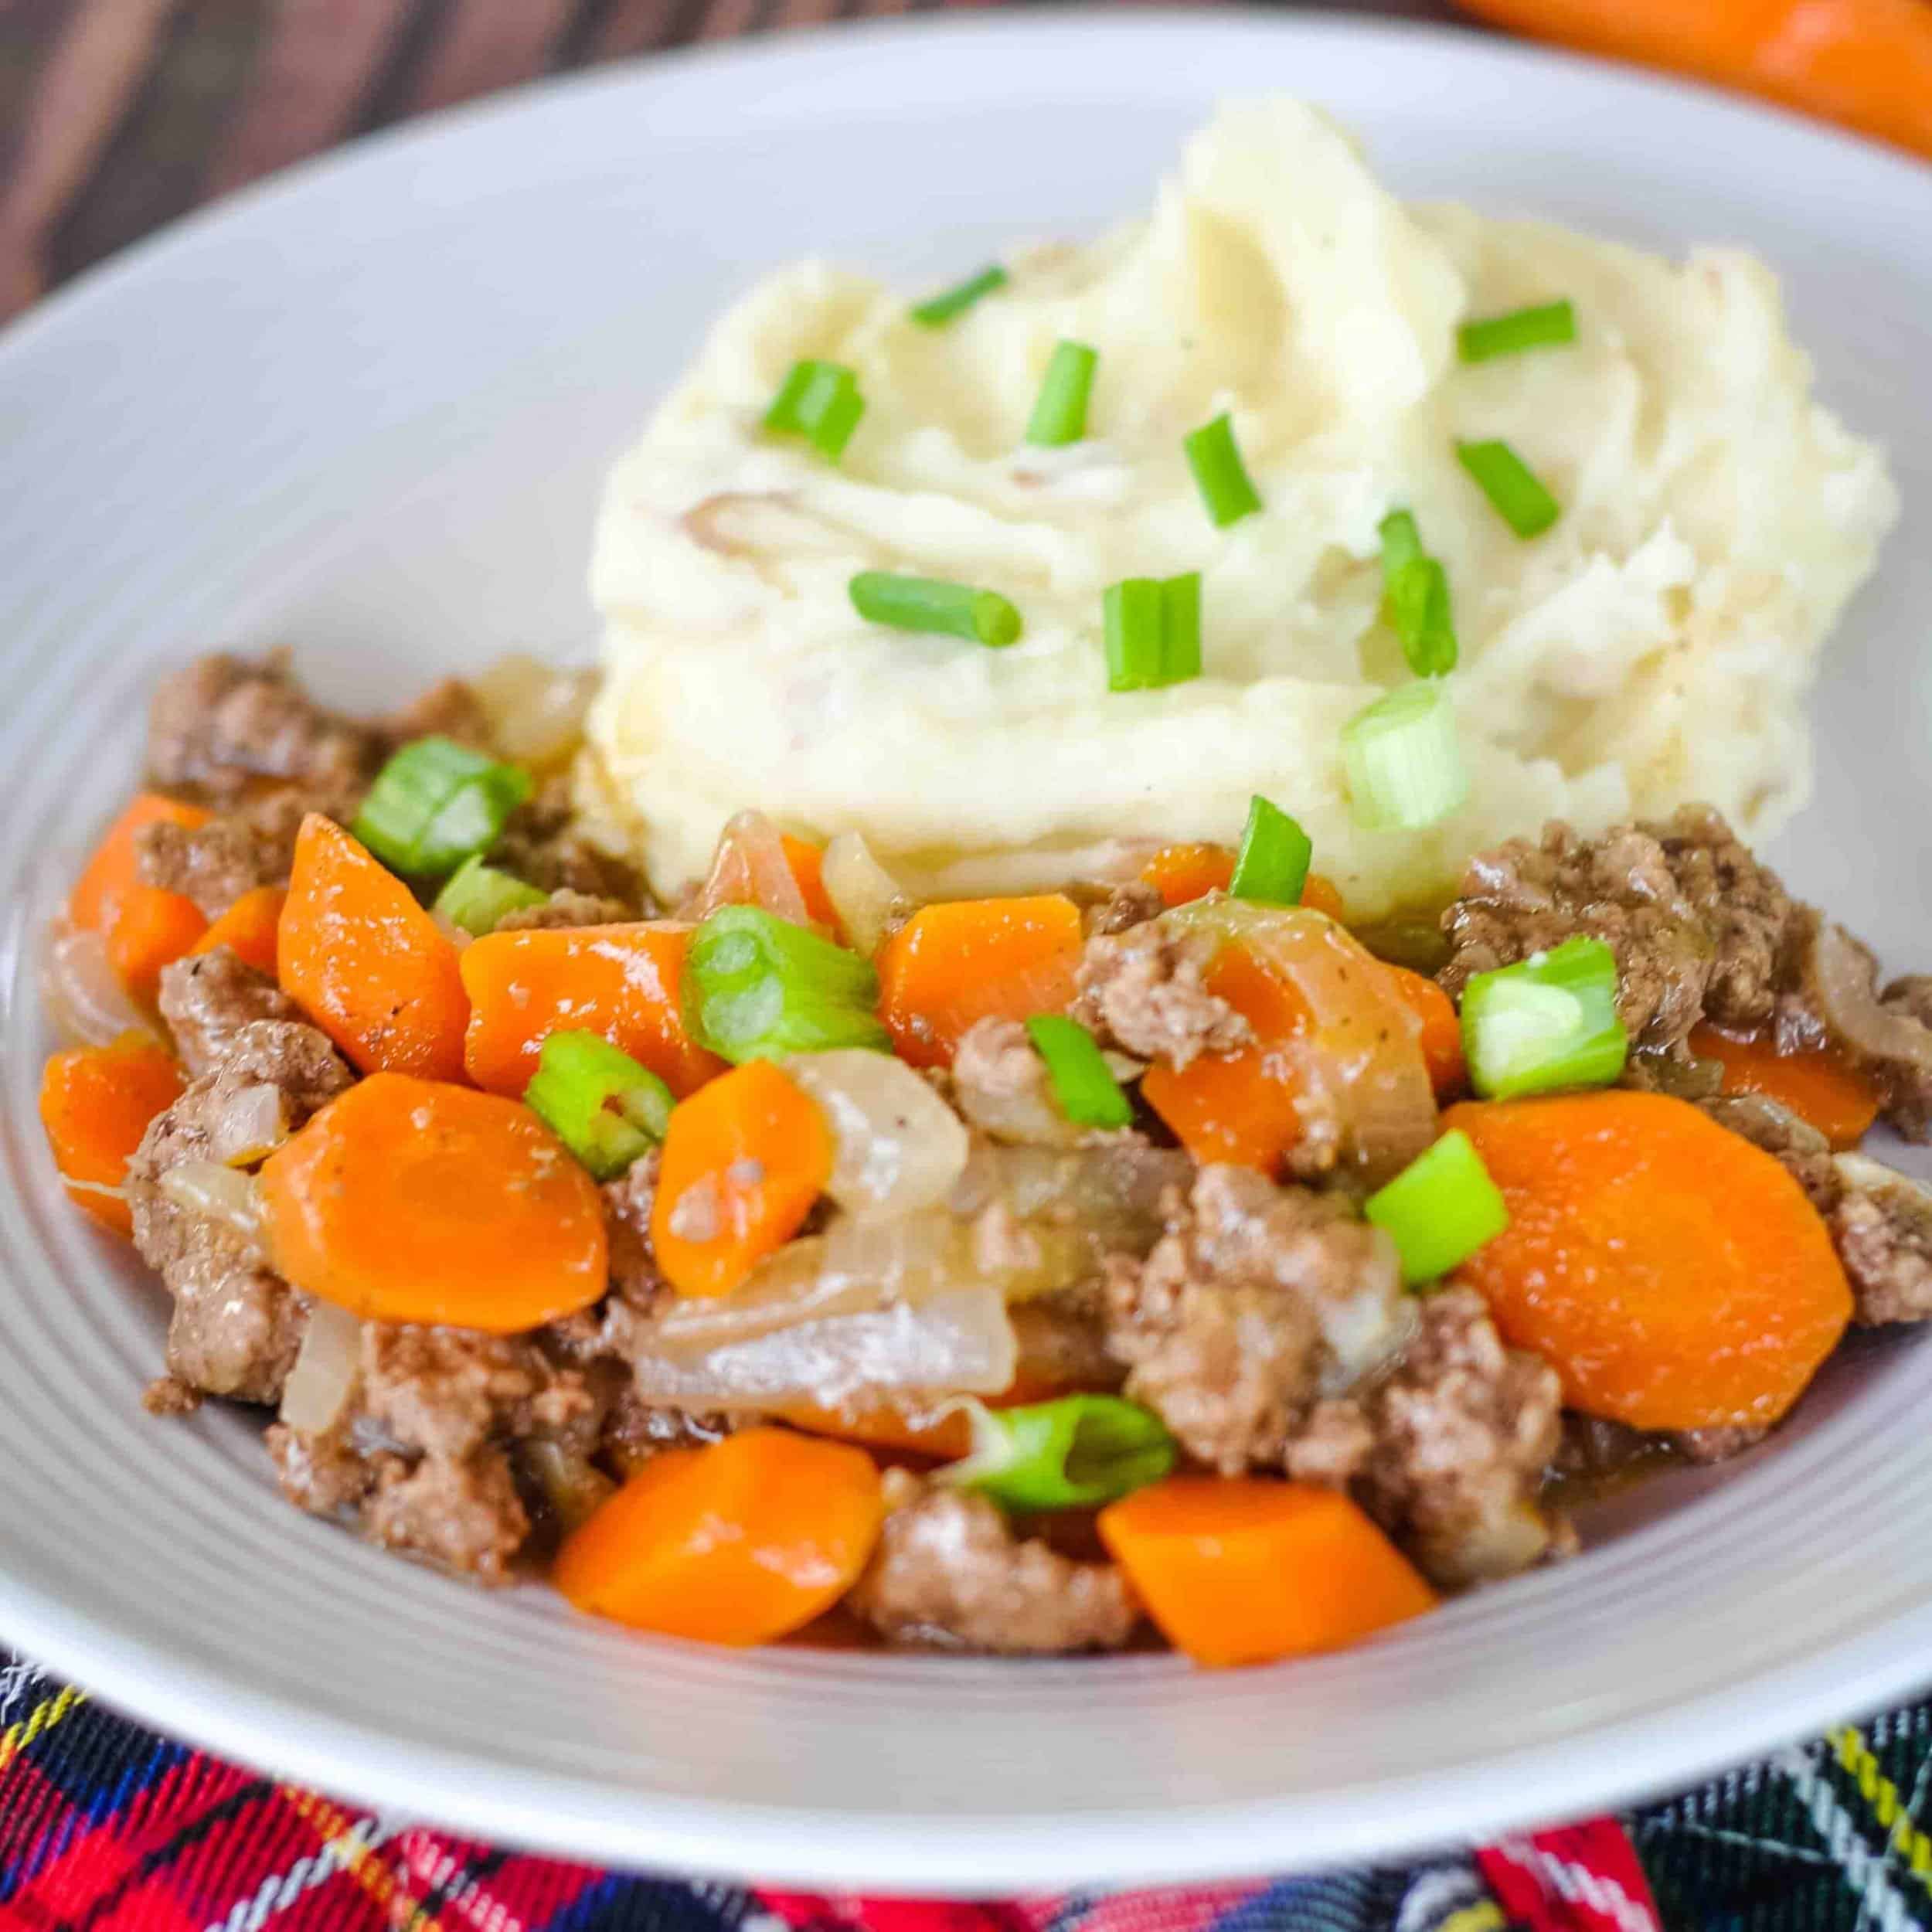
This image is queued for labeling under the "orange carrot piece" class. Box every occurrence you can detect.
[277,815,468,1081]
[1386,965,1465,1100]
[876,894,1083,1070]
[781,833,842,933]
[652,1060,835,1298]
[1140,843,1235,906]
[1299,872,1345,920]
[1142,947,1312,1171]
[1100,1478,1436,1668]
[460,922,726,1099]
[1689,1022,1879,1151]
[1447,1092,1852,1431]
[1456,0,1932,163]
[189,884,287,978]
[69,794,212,1002]
[37,1036,185,1237]
[258,1070,607,1331]
[553,1427,884,1645]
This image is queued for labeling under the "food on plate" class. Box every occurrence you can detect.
[578,97,1895,920]
[36,102,1925,1668]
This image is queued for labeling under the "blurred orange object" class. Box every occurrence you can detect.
[1458,0,1932,161]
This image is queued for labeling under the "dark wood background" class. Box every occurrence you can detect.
[0,0,1465,320]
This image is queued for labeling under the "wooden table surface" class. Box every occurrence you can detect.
[0,0,1466,319]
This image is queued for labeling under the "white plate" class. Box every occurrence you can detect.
[2,9,1930,1893]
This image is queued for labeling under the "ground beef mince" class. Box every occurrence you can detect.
[134,784,342,919]
[128,1019,353,1403]
[1349,1287,1563,1585]
[491,774,650,908]
[494,889,635,932]
[156,947,298,1077]
[146,651,379,801]
[1700,1094,1839,1208]
[600,1151,665,1310]
[1878,977,1932,1138]
[594,1389,736,1478]
[1080,879,1165,939]
[848,1469,1139,1653]
[1073,918,1249,1070]
[1103,1165,1406,1475]
[1440,807,1804,1053]
[379,676,495,751]
[268,1322,597,1584]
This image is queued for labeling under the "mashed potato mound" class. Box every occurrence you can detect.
[582,99,1896,917]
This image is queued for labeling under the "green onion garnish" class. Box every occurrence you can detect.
[1458,300,1577,365]
[849,572,1022,648]
[939,1393,1175,1512]
[910,264,1008,328]
[683,904,892,1063]
[1456,439,1561,539]
[1461,935,1628,1100]
[1342,681,1468,832]
[351,736,532,879]
[434,855,549,936]
[1026,340,1098,447]
[1364,1129,1510,1286]
[1378,509,1458,677]
[763,359,866,462]
[1103,572,1202,692]
[524,1029,675,1182]
[1025,1014,1133,1130]
[1228,794,1311,906]
[1182,413,1263,529]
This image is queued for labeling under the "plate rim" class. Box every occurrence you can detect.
[3,6,1931,1889]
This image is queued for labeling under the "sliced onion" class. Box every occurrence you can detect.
[202,1083,291,1167]
[1422,1502,1553,1587]
[1806,920,1932,1073]
[630,1285,1016,1411]
[784,1049,968,1218]
[686,808,812,927]
[952,1033,1088,1149]
[278,1300,362,1434]
[43,922,151,1048]
[158,1161,264,1247]
[470,653,597,769]
[1163,900,1437,1186]
[949,1140,1189,1238]
[821,831,913,957]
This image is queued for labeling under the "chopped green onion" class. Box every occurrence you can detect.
[1342,681,1468,831]
[524,1029,674,1181]
[683,904,892,1063]
[1026,340,1098,447]
[849,572,1022,648]
[1458,300,1577,365]
[939,1393,1175,1512]
[1103,572,1202,692]
[763,359,866,462]
[1183,413,1263,528]
[1456,439,1561,539]
[1461,935,1628,1100]
[1378,509,1458,676]
[434,855,548,936]
[351,736,532,879]
[1025,1014,1132,1130]
[1364,1129,1510,1285]
[1228,794,1312,906]
[910,264,1008,328]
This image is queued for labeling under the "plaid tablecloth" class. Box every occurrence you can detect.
[5,1651,1932,1931]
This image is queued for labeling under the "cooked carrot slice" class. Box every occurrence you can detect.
[1386,965,1465,1100]
[1447,1092,1852,1431]
[1099,1478,1436,1667]
[1689,1022,1879,1151]
[258,1070,607,1331]
[189,884,287,978]
[553,1426,885,1645]
[1299,872,1345,920]
[652,1060,833,1298]
[876,894,1083,1070]
[460,922,725,1100]
[277,815,468,1081]
[1141,947,1311,1170]
[781,833,842,933]
[69,794,212,1002]
[38,1036,185,1237]
[1140,843,1235,906]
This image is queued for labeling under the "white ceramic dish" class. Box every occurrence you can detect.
[2,10,1930,1893]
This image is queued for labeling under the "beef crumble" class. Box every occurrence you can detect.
[156,947,298,1077]
[1073,918,1249,1070]
[848,1468,1139,1654]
